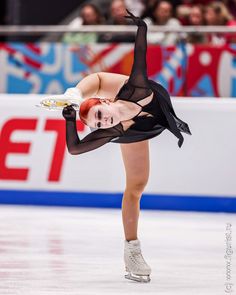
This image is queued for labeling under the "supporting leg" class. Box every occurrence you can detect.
[120,140,149,241]
[120,141,151,282]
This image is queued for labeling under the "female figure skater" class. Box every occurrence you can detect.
[62,9,191,283]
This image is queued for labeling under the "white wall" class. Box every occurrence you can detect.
[0,95,235,198]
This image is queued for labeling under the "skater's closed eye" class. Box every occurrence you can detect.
[98,110,102,120]
[96,110,102,128]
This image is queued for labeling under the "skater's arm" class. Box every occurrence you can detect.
[75,72,129,100]
[65,121,123,155]
[63,106,123,155]
[125,10,149,88]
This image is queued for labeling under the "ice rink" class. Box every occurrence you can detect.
[0,205,235,295]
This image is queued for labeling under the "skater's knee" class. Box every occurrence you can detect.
[125,181,147,198]
[126,174,148,192]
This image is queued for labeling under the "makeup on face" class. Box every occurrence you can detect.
[95,107,114,128]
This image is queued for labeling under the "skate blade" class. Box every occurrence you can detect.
[125,272,151,283]
[36,99,80,111]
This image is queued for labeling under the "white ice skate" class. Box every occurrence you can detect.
[36,87,83,111]
[124,239,151,283]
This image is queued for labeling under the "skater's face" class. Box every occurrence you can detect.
[86,99,120,129]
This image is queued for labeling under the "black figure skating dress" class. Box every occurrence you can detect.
[64,10,192,155]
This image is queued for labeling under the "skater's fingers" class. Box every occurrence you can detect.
[124,16,132,19]
[63,106,73,115]
[64,105,75,113]
[65,105,74,110]
[125,9,135,17]
[63,107,70,114]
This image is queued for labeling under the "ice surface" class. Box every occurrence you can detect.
[0,205,235,295]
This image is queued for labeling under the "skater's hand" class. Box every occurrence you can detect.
[124,9,146,27]
[62,105,76,121]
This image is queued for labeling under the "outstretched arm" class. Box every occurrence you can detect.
[63,106,123,155]
[125,10,149,88]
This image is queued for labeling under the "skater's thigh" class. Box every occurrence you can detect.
[120,140,150,189]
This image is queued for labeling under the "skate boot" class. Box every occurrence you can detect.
[124,239,151,283]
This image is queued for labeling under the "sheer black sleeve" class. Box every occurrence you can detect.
[125,11,149,88]
[116,10,152,102]
[65,120,123,155]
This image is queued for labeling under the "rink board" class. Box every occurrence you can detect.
[0,95,236,212]
[0,190,235,213]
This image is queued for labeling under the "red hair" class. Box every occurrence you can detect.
[79,98,101,124]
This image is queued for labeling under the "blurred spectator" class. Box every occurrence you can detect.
[144,0,182,45]
[189,4,205,25]
[142,0,181,19]
[222,0,236,18]
[141,0,157,18]
[205,2,236,44]
[150,0,179,25]
[90,0,112,20]
[107,0,131,25]
[80,3,104,25]
[63,3,105,44]
[98,0,135,43]
[176,0,213,24]
[205,2,231,26]
[186,5,206,43]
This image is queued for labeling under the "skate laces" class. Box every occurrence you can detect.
[130,245,141,255]
[128,243,147,266]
